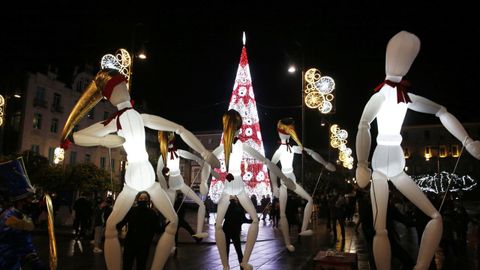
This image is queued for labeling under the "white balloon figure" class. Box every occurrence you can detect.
[355,31,480,270]
[66,69,220,269]
[203,109,295,270]
[270,117,336,252]
[156,131,210,239]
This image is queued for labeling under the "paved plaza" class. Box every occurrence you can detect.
[32,204,480,270]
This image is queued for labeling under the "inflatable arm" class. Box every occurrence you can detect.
[244,144,295,190]
[355,93,384,188]
[142,114,220,168]
[73,121,125,148]
[409,94,480,159]
[303,147,336,172]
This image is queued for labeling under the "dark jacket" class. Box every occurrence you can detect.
[223,200,251,235]
[117,205,162,245]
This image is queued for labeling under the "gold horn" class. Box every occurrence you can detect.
[278,118,303,149]
[45,193,57,270]
[158,131,169,169]
[60,80,102,145]
[60,69,121,146]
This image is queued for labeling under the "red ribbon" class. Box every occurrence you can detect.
[373,79,412,104]
[278,141,292,153]
[168,146,178,160]
[102,107,133,130]
[60,139,71,150]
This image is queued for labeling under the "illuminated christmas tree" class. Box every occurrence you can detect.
[209,33,271,203]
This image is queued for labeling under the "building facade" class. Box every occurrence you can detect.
[3,68,125,187]
[401,123,480,180]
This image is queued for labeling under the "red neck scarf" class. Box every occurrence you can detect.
[374,79,412,104]
[278,140,292,153]
[102,107,133,130]
[168,146,178,160]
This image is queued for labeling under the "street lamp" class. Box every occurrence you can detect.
[129,23,148,91]
[288,64,306,185]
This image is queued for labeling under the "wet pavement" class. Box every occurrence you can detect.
[31,202,480,270]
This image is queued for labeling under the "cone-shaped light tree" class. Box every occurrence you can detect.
[208,33,271,203]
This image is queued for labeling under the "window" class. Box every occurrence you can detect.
[424,146,432,161]
[111,159,115,171]
[100,157,106,169]
[103,111,110,120]
[85,154,91,163]
[53,93,61,108]
[31,144,40,153]
[35,87,45,100]
[33,113,42,129]
[451,145,460,157]
[34,87,46,107]
[76,77,90,92]
[70,151,77,165]
[439,145,448,158]
[50,118,58,133]
[48,147,54,163]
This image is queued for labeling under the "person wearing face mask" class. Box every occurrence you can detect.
[116,191,162,270]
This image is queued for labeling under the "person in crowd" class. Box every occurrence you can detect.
[91,198,107,254]
[172,193,201,256]
[270,197,280,228]
[260,195,271,222]
[333,192,347,242]
[0,157,47,270]
[223,196,253,268]
[72,192,92,239]
[116,191,162,270]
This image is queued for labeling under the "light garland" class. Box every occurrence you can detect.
[100,48,132,82]
[53,147,64,165]
[0,95,4,126]
[304,68,335,114]
[412,171,477,194]
[330,124,354,169]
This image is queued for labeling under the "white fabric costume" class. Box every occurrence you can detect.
[355,31,480,270]
[270,120,335,252]
[71,70,219,270]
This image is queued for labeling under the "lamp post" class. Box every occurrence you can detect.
[288,65,306,185]
[129,23,148,92]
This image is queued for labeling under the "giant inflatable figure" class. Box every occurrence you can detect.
[61,68,219,270]
[203,109,295,270]
[355,31,480,270]
[156,131,211,239]
[270,117,335,252]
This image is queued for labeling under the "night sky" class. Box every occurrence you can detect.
[1,2,479,158]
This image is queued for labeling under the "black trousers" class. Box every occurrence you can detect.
[225,231,243,264]
[123,241,151,270]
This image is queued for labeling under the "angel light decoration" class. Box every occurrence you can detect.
[60,49,219,269]
[203,109,295,270]
[156,131,212,239]
[270,117,335,252]
[355,31,480,270]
